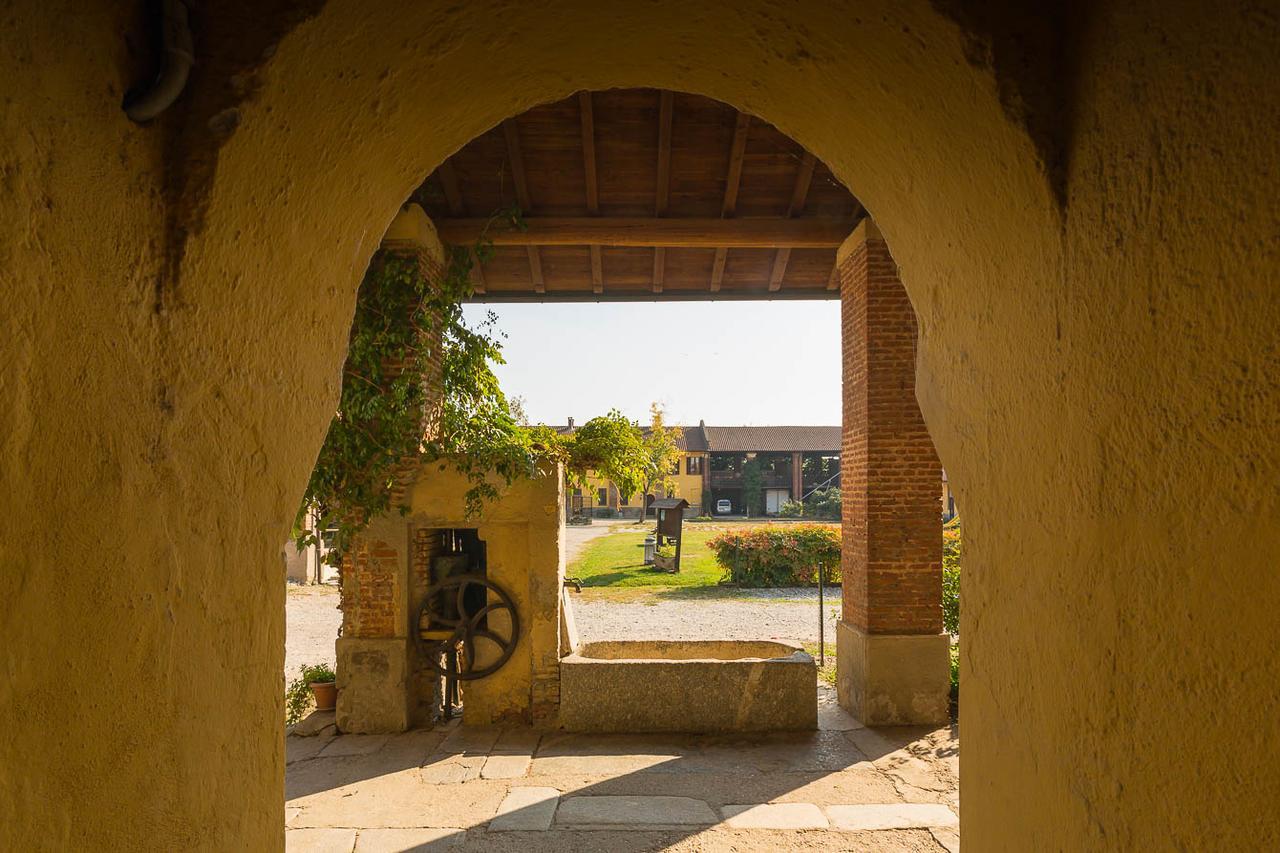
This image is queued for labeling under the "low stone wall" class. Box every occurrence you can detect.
[560,639,816,733]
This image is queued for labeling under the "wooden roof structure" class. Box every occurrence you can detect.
[411,89,865,302]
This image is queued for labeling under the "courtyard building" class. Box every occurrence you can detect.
[558,420,843,517]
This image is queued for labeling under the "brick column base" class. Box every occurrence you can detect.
[837,622,950,725]
[336,637,411,733]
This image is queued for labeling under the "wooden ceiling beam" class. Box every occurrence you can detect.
[502,118,543,293]
[579,92,599,214]
[722,113,751,217]
[435,216,852,248]
[526,247,545,294]
[580,92,603,294]
[655,91,674,216]
[710,248,727,293]
[787,152,817,217]
[767,250,792,292]
[769,151,817,292]
[501,118,533,210]
[437,159,465,216]
[654,90,673,294]
[711,112,751,292]
[590,245,603,294]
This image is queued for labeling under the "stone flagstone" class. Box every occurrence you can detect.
[354,827,464,851]
[320,734,389,758]
[825,803,959,830]
[931,826,961,852]
[492,728,542,754]
[286,827,356,853]
[489,786,561,831]
[287,735,333,765]
[438,725,500,755]
[556,795,717,828]
[420,755,484,785]
[722,802,829,829]
[480,754,531,779]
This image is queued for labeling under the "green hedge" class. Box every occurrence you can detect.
[708,525,841,587]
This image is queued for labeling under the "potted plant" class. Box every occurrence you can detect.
[285,663,336,725]
[303,663,337,710]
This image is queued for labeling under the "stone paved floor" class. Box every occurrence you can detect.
[285,688,959,852]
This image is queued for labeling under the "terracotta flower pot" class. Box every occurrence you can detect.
[308,680,337,711]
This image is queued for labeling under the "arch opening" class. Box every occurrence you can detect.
[288,84,959,845]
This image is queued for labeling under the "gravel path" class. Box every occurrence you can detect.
[572,588,842,644]
[563,518,638,562]
[285,584,341,677]
[286,521,842,677]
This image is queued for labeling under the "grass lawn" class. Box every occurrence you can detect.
[803,643,838,687]
[568,520,843,593]
[568,526,726,588]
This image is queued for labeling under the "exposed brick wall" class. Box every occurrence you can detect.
[340,538,400,638]
[840,228,943,635]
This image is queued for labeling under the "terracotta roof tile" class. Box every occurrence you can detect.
[701,425,841,452]
[545,423,838,453]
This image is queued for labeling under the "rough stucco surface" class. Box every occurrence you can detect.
[1,1,1277,850]
[0,3,284,851]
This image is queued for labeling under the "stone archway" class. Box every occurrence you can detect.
[181,7,1053,843]
[4,2,1277,851]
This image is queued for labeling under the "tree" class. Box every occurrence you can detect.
[803,486,842,520]
[294,216,658,564]
[507,394,530,426]
[638,403,683,519]
[563,410,648,499]
[742,455,764,517]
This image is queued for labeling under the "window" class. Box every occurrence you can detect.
[670,460,681,476]
[686,456,704,475]
[597,487,608,506]
[618,492,631,505]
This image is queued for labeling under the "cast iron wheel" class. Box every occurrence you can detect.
[414,574,520,681]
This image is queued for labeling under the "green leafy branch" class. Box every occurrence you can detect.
[293,206,671,567]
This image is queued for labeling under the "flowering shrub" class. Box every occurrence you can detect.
[709,525,841,587]
[942,517,961,635]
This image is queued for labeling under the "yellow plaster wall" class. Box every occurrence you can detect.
[2,1,1277,850]
[0,4,285,850]
[579,455,704,511]
[669,467,704,509]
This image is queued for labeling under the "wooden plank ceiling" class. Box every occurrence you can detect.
[411,88,865,301]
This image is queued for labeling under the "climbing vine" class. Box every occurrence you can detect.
[294,209,523,565]
[293,209,664,566]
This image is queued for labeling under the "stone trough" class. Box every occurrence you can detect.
[559,639,817,733]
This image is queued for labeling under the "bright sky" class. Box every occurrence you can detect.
[461,300,842,427]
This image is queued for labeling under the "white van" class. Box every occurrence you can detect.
[715,498,732,515]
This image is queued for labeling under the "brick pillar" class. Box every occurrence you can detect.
[336,203,446,733]
[836,218,949,726]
